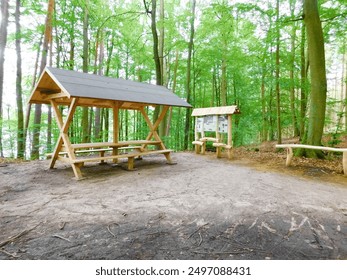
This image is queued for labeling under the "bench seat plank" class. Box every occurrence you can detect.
[69,140,161,150]
[72,149,173,164]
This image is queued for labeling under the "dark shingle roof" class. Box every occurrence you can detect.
[29,67,192,108]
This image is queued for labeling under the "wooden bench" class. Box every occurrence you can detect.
[46,140,172,179]
[46,146,143,161]
[193,138,233,159]
[213,143,232,159]
[47,140,162,159]
[192,137,219,154]
[72,149,173,170]
[276,144,347,175]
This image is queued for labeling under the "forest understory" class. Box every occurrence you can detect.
[232,135,347,186]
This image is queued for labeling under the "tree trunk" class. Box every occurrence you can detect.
[289,0,299,137]
[94,32,104,141]
[158,0,167,137]
[31,0,54,159]
[345,49,347,133]
[0,0,9,157]
[166,49,179,136]
[299,22,307,139]
[81,1,89,143]
[275,0,281,144]
[303,0,327,158]
[261,71,267,142]
[145,0,164,137]
[184,0,196,150]
[15,0,25,159]
[149,0,162,86]
[221,57,227,106]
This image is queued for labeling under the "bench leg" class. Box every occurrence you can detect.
[216,147,222,158]
[286,147,293,166]
[201,142,206,154]
[99,151,107,165]
[127,157,135,170]
[195,144,200,154]
[227,148,233,159]
[112,147,118,164]
[343,152,347,175]
[164,152,176,165]
[72,163,83,180]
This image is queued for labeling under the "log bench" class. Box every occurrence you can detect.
[276,144,347,175]
[212,142,233,159]
[192,137,232,159]
[192,137,218,154]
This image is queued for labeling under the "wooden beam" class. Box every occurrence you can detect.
[38,87,61,94]
[41,92,69,100]
[50,98,82,179]
[112,102,120,163]
[140,106,169,150]
[227,115,232,147]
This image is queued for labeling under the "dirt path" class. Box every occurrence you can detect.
[0,152,346,259]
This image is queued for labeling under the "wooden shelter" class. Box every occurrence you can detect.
[191,105,240,159]
[29,67,191,179]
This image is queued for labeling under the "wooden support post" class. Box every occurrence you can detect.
[99,150,106,165]
[216,146,222,158]
[194,117,200,154]
[227,114,233,159]
[215,116,221,158]
[112,102,120,163]
[215,115,220,143]
[200,118,205,154]
[286,147,293,166]
[343,151,347,175]
[201,141,206,154]
[127,156,135,170]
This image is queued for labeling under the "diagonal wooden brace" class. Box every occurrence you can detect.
[140,106,169,150]
[49,98,83,179]
[139,106,173,163]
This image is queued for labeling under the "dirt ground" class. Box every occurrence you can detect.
[0,148,346,260]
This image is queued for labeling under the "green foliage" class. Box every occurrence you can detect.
[2,0,347,159]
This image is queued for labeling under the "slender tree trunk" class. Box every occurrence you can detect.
[24,34,42,158]
[148,0,162,86]
[94,32,104,141]
[166,49,179,136]
[221,56,227,106]
[15,0,25,159]
[299,22,307,139]
[158,0,167,137]
[81,0,89,143]
[344,48,347,133]
[289,0,299,137]
[144,0,164,137]
[31,0,54,159]
[303,0,327,158]
[0,0,9,157]
[275,0,281,144]
[261,71,267,142]
[184,0,196,150]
